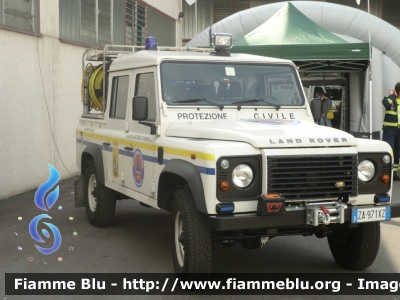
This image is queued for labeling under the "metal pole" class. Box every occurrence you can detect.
[368,0,372,139]
[95,0,99,45]
[195,0,198,47]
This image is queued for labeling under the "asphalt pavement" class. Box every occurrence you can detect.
[2,178,400,300]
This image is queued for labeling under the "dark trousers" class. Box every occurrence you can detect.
[382,126,400,173]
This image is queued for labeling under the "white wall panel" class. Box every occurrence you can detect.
[0,0,179,201]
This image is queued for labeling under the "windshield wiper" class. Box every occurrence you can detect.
[173,98,224,110]
[233,98,281,111]
[233,99,264,105]
[263,101,281,111]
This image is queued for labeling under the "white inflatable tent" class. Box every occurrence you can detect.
[186,1,400,138]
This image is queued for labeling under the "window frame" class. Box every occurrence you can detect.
[0,0,41,36]
[125,0,148,46]
[80,0,113,46]
[135,72,157,122]
[59,0,176,48]
[109,75,130,120]
[59,0,114,47]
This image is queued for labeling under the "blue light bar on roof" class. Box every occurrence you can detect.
[145,36,157,50]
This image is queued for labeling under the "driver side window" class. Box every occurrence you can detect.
[135,73,157,122]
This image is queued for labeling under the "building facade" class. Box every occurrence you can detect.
[0,0,182,200]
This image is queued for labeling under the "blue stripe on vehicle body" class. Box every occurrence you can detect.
[77,140,215,175]
[196,165,216,175]
[77,139,92,146]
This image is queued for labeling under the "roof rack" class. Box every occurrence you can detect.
[156,46,213,53]
[84,45,142,62]
[83,44,213,69]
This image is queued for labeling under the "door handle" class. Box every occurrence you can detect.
[124,146,133,151]
[103,142,110,146]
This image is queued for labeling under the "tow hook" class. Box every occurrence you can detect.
[260,236,269,248]
[306,201,347,226]
[319,206,331,225]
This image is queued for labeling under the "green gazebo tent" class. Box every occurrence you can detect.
[230,2,369,71]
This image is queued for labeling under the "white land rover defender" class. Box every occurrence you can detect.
[75,34,397,273]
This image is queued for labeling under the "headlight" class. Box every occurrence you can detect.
[232,164,253,188]
[358,160,375,182]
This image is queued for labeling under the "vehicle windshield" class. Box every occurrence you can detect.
[326,86,343,100]
[160,62,304,107]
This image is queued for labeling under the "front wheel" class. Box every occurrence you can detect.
[84,161,117,227]
[327,222,380,270]
[171,186,212,273]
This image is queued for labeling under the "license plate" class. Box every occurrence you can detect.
[351,206,391,223]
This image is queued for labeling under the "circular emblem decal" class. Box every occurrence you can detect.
[132,149,144,187]
[241,119,301,125]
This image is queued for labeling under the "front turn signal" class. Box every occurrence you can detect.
[381,174,390,183]
[220,181,229,191]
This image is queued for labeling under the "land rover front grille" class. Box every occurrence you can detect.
[267,155,358,200]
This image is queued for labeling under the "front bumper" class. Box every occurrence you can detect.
[208,203,400,232]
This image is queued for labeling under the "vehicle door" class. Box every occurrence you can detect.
[124,68,158,198]
[103,70,132,186]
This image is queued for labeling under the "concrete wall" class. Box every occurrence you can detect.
[144,0,183,46]
[144,0,180,20]
[0,0,180,201]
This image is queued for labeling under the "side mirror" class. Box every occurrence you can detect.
[132,96,156,135]
[310,98,322,122]
[132,96,148,121]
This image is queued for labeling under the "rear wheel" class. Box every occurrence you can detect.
[84,161,117,227]
[327,222,380,270]
[171,186,212,273]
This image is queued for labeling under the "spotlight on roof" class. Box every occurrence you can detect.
[211,33,233,56]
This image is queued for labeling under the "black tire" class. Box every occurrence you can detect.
[84,160,117,227]
[327,222,380,270]
[171,186,212,273]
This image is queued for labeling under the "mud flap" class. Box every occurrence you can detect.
[74,177,85,207]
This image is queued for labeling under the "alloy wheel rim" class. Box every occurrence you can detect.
[88,174,97,212]
[174,211,184,267]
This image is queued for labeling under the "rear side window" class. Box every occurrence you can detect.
[109,76,129,119]
[314,87,324,98]
[326,87,342,99]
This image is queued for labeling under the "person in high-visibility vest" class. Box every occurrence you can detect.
[382,82,400,181]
